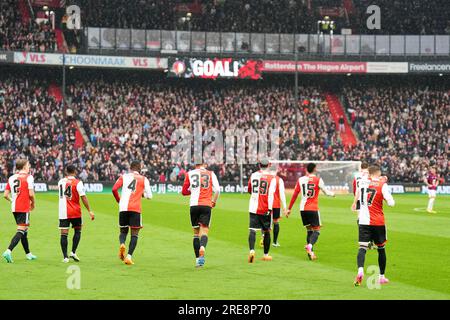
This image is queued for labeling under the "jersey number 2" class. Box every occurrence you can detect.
[13,179,21,194]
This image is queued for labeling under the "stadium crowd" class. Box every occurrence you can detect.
[66,78,327,182]
[0,76,79,182]
[79,0,314,33]
[76,0,450,35]
[0,70,447,184]
[2,0,449,56]
[343,83,449,183]
[0,0,57,52]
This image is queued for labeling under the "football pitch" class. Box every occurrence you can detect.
[0,193,449,300]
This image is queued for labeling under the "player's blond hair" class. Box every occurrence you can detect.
[15,158,29,171]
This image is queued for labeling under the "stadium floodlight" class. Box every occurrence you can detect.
[269,160,362,194]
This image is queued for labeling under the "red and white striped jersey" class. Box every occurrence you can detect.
[248,170,277,215]
[182,168,220,207]
[112,171,152,213]
[272,176,287,210]
[5,171,34,213]
[58,176,85,219]
[289,174,334,212]
[357,177,395,226]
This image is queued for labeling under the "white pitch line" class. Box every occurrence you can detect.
[413,207,427,212]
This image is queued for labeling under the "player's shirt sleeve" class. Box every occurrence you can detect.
[181,173,191,196]
[27,175,34,190]
[319,178,334,196]
[382,183,395,207]
[352,177,357,195]
[247,176,252,194]
[268,177,277,210]
[112,176,123,203]
[288,180,301,210]
[76,181,86,197]
[211,172,220,194]
[5,182,10,191]
[278,178,287,210]
[143,177,153,199]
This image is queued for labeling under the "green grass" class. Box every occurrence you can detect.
[0,193,449,300]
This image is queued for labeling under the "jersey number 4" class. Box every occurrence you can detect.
[128,179,137,192]
[59,185,73,199]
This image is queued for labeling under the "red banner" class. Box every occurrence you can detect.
[175,0,203,14]
[318,6,345,18]
[31,0,65,8]
[262,61,367,74]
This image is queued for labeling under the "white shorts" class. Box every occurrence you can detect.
[428,189,437,198]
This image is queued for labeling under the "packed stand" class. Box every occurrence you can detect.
[354,0,450,35]
[1,70,448,184]
[76,0,450,35]
[0,0,57,52]
[343,84,449,183]
[78,0,314,33]
[66,77,337,182]
[0,76,79,182]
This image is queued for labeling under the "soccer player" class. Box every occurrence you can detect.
[271,173,286,247]
[353,162,369,203]
[182,161,220,268]
[112,160,153,265]
[2,159,37,263]
[286,163,335,260]
[352,162,377,250]
[247,159,277,263]
[351,165,395,286]
[259,172,286,248]
[424,167,439,214]
[58,165,95,263]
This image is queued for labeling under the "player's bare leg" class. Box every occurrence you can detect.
[124,228,139,265]
[427,195,437,214]
[60,228,70,263]
[272,218,280,247]
[193,227,201,267]
[248,229,257,263]
[377,244,389,284]
[197,225,209,267]
[354,242,368,286]
[261,229,272,261]
[118,227,128,261]
[69,226,82,262]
